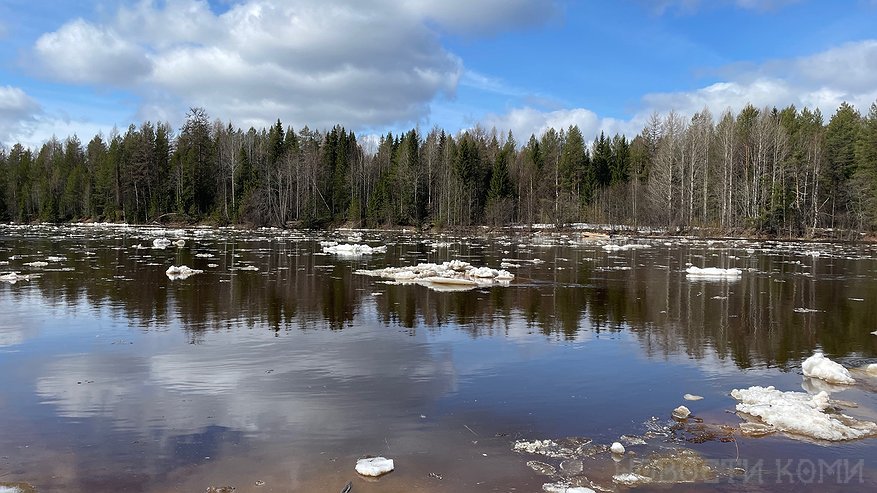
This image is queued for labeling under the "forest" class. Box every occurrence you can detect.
[1,100,876,236]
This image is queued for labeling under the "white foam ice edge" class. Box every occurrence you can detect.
[731,386,877,441]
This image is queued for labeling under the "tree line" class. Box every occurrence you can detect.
[1,101,876,235]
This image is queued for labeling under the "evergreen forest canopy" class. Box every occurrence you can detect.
[1,100,877,236]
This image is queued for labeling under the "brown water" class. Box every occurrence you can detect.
[1,224,876,493]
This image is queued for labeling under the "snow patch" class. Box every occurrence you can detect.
[802,353,855,385]
[731,386,877,441]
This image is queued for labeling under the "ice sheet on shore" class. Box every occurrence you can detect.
[166,265,203,280]
[355,260,513,291]
[685,266,742,279]
[322,243,387,256]
[731,386,877,441]
[802,352,855,385]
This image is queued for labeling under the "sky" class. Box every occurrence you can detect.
[1,0,877,149]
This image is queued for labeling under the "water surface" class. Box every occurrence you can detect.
[1,224,876,492]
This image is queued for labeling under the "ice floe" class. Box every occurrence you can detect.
[802,352,855,385]
[0,273,32,284]
[683,394,704,401]
[23,261,48,268]
[731,386,877,441]
[672,405,691,419]
[355,457,394,477]
[610,442,625,454]
[602,243,650,252]
[152,238,171,249]
[355,260,513,291]
[542,483,595,493]
[685,266,742,279]
[166,265,203,280]
[322,243,387,256]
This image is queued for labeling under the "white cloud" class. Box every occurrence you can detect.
[34,18,151,85]
[0,85,42,148]
[478,39,877,141]
[29,0,555,135]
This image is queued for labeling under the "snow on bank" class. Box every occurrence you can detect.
[322,243,386,256]
[166,265,203,280]
[355,260,513,291]
[802,352,855,385]
[685,266,742,279]
[731,386,877,441]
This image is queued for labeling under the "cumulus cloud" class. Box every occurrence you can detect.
[30,0,555,133]
[0,85,42,148]
[478,39,877,141]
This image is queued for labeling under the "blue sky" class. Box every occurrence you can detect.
[2,0,877,149]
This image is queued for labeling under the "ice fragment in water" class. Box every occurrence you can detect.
[355,457,394,477]
[322,243,387,256]
[610,442,625,454]
[672,406,691,419]
[683,394,703,401]
[731,386,877,441]
[152,238,171,249]
[166,265,203,280]
[527,460,556,475]
[685,266,742,279]
[542,483,595,493]
[802,352,855,385]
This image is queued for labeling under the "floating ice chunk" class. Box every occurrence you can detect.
[23,261,48,268]
[542,483,595,493]
[612,473,652,486]
[46,256,65,262]
[166,265,203,280]
[802,352,855,385]
[672,406,691,419]
[685,266,742,279]
[610,442,625,454]
[500,262,521,268]
[355,260,513,290]
[239,265,259,271]
[0,273,31,284]
[153,238,171,249]
[871,330,877,336]
[739,422,776,437]
[731,386,877,441]
[355,457,394,477]
[174,239,185,247]
[859,363,877,375]
[793,307,820,313]
[801,377,849,395]
[207,263,218,268]
[602,244,650,252]
[527,460,557,476]
[195,253,213,258]
[683,394,703,401]
[323,243,387,256]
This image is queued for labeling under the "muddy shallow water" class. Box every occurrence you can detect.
[1,224,876,492]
